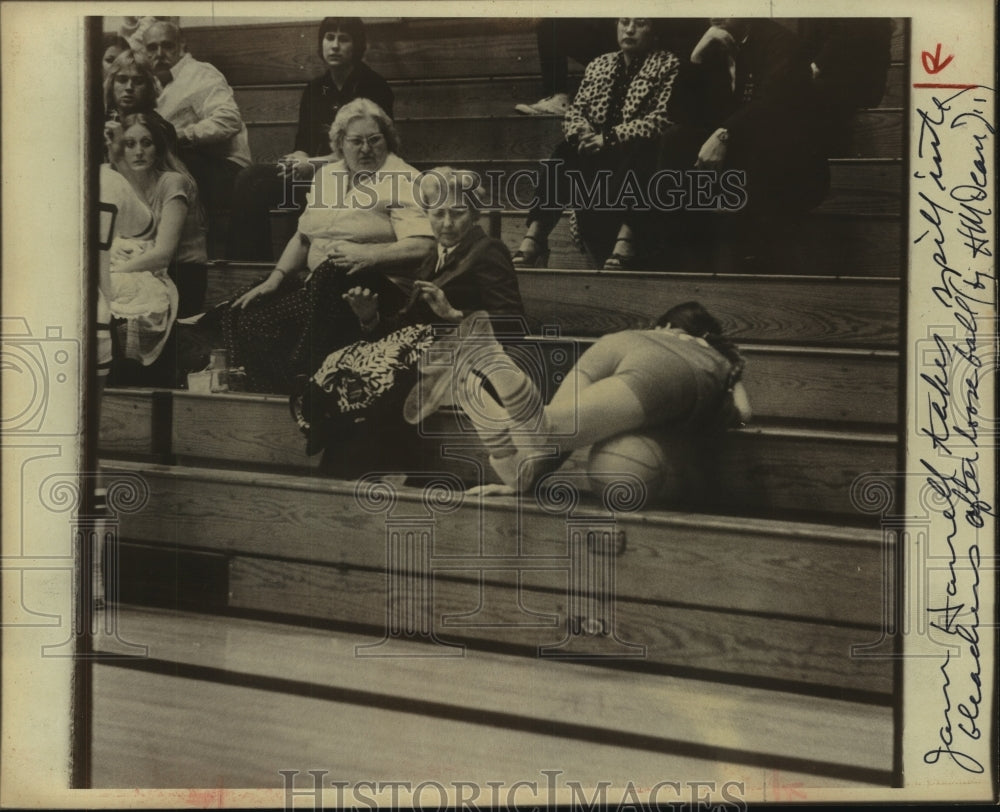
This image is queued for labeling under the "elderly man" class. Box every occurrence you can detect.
[144,21,251,248]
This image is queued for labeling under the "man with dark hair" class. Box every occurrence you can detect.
[293,17,394,159]
[685,19,827,210]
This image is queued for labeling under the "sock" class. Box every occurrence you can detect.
[460,346,548,448]
[464,378,568,492]
[498,372,544,426]
[489,451,523,490]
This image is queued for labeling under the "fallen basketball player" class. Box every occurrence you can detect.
[404,300,752,501]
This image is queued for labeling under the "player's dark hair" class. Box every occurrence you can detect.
[655,301,745,385]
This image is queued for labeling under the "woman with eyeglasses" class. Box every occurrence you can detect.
[222,98,434,394]
[227,17,394,260]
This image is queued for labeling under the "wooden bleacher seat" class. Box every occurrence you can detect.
[103,385,897,520]
[103,458,893,695]
[201,263,901,347]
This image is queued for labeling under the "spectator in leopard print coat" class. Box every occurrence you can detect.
[512,18,680,270]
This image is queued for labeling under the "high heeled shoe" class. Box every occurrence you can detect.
[512,234,550,268]
[602,237,637,271]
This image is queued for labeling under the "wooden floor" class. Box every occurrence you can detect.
[92,606,892,790]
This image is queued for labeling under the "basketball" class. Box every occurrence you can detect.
[587,431,684,508]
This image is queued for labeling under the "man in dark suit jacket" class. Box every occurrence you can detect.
[656,18,830,269]
[686,18,829,214]
[799,18,894,154]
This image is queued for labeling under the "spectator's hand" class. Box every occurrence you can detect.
[695,129,728,169]
[326,241,377,275]
[412,280,463,321]
[233,272,283,309]
[577,133,606,155]
[732,381,752,425]
[291,161,316,180]
[342,286,379,324]
[690,25,736,64]
[104,119,123,154]
[278,152,315,180]
[109,238,139,267]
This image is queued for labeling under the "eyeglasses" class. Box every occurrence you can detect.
[344,134,385,149]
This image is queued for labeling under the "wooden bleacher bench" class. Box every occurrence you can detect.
[203,263,901,347]
[103,458,893,698]
[264,197,903,276]
[233,68,906,124]
[243,113,901,165]
[103,386,897,520]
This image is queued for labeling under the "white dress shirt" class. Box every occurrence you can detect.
[156,52,252,167]
[434,245,452,273]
